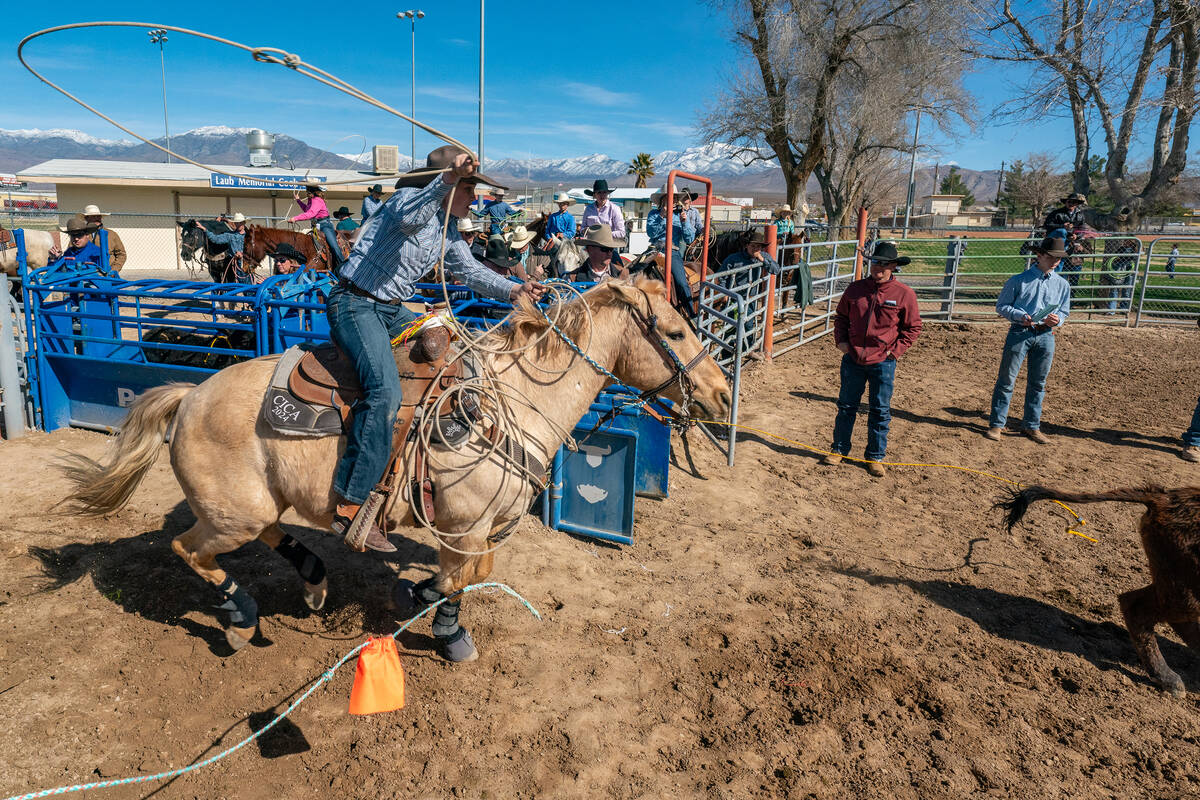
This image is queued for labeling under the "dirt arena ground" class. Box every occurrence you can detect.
[2,322,1199,799]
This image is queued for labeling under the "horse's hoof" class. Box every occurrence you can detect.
[440,628,478,663]
[303,579,328,611]
[225,625,256,652]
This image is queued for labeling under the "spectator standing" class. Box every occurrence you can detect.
[361,184,385,222]
[203,212,250,282]
[334,206,358,232]
[823,241,922,477]
[82,204,127,272]
[1167,245,1179,278]
[646,186,696,314]
[984,235,1072,444]
[719,228,782,354]
[480,188,517,236]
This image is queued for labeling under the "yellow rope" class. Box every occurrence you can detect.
[695,418,1096,543]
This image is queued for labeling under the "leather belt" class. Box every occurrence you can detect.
[339,280,404,306]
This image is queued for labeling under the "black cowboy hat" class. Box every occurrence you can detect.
[272,242,308,264]
[680,186,699,201]
[585,179,613,196]
[482,234,520,269]
[369,184,383,194]
[1030,236,1069,259]
[865,241,911,268]
[1061,192,1087,204]
[333,206,353,218]
[394,145,508,191]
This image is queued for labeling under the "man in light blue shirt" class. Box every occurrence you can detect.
[330,145,545,556]
[360,184,385,221]
[647,186,697,314]
[985,236,1072,443]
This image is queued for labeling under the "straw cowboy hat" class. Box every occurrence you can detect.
[1031,235,1069,259]
[457,217,484,233]
[393,145,508,191]
[82,204,110,217]
[304,182,325,193]
[776,204,793,216]
[865,241,911,268]
[585,179,613,197]
[492,187,508,198]
[227,212,248,224]
[553,192,572,205]
[1061,192,1087,205]
[272,242,308,264]
[509,225,536,249]
[482,234,520,269]
[59,214,99,235]
[650,184,679,202]
[578,223,621,249]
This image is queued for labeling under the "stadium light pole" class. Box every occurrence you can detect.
[397,10,425,167]
[902,107,925,240]
[147,29,171,164]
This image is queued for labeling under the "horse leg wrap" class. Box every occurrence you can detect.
[215,576,259,630]
[415,577,443,607]
[275,535,326,586]
[432,598,462,639]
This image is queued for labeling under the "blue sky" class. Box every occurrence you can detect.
[0,1,1104,171]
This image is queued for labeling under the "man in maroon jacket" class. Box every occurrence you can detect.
[823,241,923,477]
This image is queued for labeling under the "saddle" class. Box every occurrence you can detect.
[263,325,465,524]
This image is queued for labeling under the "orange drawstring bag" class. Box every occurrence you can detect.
[349,636,406,715]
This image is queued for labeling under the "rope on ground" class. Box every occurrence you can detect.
[697,418,1095,542]
[0,582,540,800]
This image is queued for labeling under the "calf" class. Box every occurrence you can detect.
[997,485,1200,696]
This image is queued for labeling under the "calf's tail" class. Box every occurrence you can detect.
[995,485,1170,533]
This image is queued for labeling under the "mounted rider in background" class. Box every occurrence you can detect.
[289,183,344,271]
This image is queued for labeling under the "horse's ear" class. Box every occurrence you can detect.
[606,279,649,312]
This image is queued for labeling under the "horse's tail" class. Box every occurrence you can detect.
[59,383,194,516]
[994,485,1170,533]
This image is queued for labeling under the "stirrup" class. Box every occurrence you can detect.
[340,490,385,552]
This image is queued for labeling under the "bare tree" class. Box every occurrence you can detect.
[1003,153,1068,220]
[701,0,971,217]
[972,0,1199,228]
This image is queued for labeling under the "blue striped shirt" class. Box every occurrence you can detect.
[340,176,516,302]
[996,266,1071,326]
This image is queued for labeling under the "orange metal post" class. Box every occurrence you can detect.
[763,223,777,359]
[854,206,869,280]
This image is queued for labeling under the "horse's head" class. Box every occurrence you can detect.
[601,277,731,423]
[177,219,204,262]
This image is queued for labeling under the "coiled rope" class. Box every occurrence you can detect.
[0,582,540,800]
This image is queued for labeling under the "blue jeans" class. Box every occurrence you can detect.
[1106,271,1134,311]
[317,218,343,269]
[666,249,693,315]
[831,354,896,461]
[989,326,1056,430]
[326,286,419,504]
[1184,396,1200,447]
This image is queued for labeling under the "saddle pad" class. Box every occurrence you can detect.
[262,346,346,436]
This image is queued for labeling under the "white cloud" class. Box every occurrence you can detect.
[418,85,478,104]
[444,38,472,47]
[562,82,636,107]
[639,121,695,138]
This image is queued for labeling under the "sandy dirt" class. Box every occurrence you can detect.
[2,323,1200,799]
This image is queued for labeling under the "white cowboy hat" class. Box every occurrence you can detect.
[553,192,572,204]
[82,204,110,216]
[578,223,620,250]
[509,224,536,249]
[650,184,680,202]
[228,212,248,224]
[492,187,507,197]
[457,217,484,233]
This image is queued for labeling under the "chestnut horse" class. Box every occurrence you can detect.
[60,278,731,660]
[243,224,352,273]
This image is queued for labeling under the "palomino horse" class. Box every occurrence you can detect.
[0,226,56,276]
[61,278,731,660]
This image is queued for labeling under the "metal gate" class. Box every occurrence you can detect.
[1135,238,1200,325]
[770,238,861,355]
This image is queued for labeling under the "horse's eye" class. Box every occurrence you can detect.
[667,331,686,341]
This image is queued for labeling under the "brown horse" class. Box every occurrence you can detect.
[243,224,353,273]
[60,278,731,659]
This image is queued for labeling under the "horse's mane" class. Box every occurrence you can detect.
[482,277,666,359]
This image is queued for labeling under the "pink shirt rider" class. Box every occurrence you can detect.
[290,195,329,222]
[582,200,626,240]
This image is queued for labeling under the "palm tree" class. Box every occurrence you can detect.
[627,153,655,189]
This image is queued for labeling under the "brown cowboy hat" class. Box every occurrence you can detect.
[393,145,508,191]
[59,214,99,235]
[578,223,621,249]
[1031,236,1069,259]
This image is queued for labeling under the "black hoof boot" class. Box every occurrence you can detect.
[390,577,439,617]
[439,627,478,662]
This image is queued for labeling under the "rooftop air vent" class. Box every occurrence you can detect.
[246,129,275,167]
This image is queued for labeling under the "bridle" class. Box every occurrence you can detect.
[622,287,709,427]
